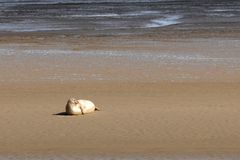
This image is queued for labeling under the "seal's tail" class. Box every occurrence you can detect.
[95,106,101,111]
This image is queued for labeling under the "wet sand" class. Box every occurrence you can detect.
[0,35,240,83]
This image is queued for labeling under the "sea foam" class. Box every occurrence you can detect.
[145,15,182,28]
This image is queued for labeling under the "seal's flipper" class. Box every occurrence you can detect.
[79,106,84,115]
[95,106,100,111]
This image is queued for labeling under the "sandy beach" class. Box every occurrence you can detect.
[0,35,240,159]
[1,81,240,158]
[1,0,240,159]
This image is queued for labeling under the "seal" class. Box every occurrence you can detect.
[65,98,100,115]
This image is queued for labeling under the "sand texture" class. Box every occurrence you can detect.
[1,82,240,156]
[0,33,240,158]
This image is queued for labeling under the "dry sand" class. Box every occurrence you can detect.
[1,81,240,157]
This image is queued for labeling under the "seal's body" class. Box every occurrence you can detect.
[66,98,100,115]
[77,100,96,114]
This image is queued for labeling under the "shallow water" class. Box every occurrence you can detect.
[0,0,240,35]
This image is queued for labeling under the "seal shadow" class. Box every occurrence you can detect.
[53,112,70,116]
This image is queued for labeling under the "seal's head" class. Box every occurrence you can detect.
[67,98,78,105]
[66,98,82,115]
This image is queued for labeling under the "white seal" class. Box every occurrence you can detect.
[65,98,100,115]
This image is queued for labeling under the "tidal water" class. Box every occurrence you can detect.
[0,0,240,83]
[0,0,240,35]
